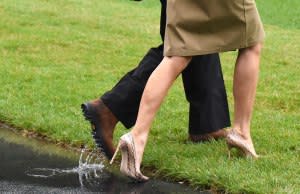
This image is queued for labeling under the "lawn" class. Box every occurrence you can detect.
[0,0,299,193]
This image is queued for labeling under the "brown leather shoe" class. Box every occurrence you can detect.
[81,99,118,159]
[188,129,228,143]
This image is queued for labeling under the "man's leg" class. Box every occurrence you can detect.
[101,46,164,128]
[182,53,231,142]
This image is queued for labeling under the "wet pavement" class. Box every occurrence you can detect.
[0,125,211,193]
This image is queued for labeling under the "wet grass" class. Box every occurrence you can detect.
[0,0,299,193]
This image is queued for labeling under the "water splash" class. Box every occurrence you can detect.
[26,148,105,187]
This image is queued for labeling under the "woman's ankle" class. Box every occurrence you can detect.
[232,125,251,139]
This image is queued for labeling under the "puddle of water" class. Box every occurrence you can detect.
[25,149,105,187]
[0,125,211,193]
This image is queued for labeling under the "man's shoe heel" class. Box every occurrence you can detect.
[81,103,92,121]
[80,100,116,159]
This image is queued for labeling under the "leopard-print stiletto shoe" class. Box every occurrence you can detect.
[110,132,149,182]
[226,129,259,159]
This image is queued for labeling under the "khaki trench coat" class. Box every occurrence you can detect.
[164,0,265,56]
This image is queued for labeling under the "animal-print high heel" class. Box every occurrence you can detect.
[110,132,149,182]
[226,129,259,159]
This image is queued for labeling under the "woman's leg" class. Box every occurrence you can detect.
[131,56,191,169]
[233,43,262,145]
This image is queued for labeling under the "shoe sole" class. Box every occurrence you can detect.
[81,102,113,159]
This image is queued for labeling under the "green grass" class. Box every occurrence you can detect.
[257,0,300,30]
[0,0,299,193]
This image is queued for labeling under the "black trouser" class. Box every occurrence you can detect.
[101,0,230,134]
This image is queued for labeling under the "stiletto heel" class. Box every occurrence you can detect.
[110,141,121,164]
[227,143,233,159]
[110,132,149,182]
[226,129,259,159]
